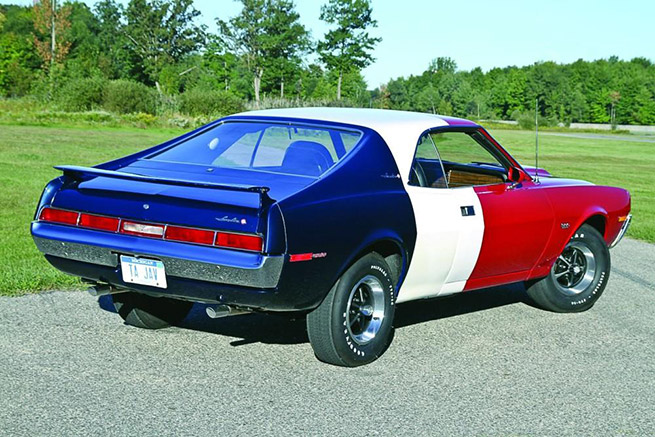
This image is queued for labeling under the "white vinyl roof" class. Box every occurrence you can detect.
[235,107,455,179]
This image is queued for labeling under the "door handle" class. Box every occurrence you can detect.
[460,206,475,216]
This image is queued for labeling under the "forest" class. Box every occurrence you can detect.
[1,0,654,126]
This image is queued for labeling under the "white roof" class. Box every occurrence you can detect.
[235,108,452,179]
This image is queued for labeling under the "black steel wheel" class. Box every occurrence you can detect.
[526,224,610,312]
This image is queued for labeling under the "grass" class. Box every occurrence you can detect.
[487,128,654,243]
[0,125,184,296]
[0,124,652,296]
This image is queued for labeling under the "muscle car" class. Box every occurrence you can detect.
[31,108,632,366]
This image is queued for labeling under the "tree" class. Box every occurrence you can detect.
[32,0,72,71]
[318,0,380,100]
[124,0,205,86]
[94,0,130,79]
[216,0,310,107]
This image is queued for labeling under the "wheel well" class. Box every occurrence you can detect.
[584,215,606,239]
[364,240,404,288]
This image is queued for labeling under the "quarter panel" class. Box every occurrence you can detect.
[275,131,417,308]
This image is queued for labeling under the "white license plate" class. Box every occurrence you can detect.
[120,255,167,289]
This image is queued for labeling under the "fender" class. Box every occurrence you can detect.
[335,233,411,296]
[529,207,608,279]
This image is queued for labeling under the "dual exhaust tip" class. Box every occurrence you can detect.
[87,284,249,319]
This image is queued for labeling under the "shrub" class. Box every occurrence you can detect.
[57,77,106,112]
[512,110,555,130]
[179,89,245,117]
[103,80,158,114]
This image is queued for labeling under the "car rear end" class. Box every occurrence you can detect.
[31,118,363,311]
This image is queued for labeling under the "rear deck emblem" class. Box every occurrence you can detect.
[216,216,247,225]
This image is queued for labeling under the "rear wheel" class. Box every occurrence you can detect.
[112,292,193,329]
[306,253,396,367]
[526,224,610,312]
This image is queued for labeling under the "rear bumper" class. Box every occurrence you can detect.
[32,222,287,308]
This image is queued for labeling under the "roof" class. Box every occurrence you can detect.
[233,108,480,178]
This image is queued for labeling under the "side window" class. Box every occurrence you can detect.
[431,132,503,167]
[431,131,507,188]
[408,134,448,188]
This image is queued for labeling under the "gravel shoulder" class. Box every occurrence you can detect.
[0,238,653,436]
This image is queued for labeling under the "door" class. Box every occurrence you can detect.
[397,128,554,303]
[398,132,485,303]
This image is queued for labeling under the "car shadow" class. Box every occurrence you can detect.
[97,283,538,346]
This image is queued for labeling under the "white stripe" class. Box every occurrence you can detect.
[397,186,484,303]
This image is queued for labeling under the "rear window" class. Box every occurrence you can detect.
[149,121,362,178]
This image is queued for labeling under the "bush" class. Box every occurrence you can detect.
[103,80,158,114]
[512,110,556,130]
[57,77,106,112]
[179,89,245,117]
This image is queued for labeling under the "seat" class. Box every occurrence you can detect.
[281,141,334,176]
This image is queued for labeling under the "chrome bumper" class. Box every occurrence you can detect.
[33,236,284,289]
[609,214,632,249]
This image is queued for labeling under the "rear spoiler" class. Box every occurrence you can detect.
[56,165,274,203]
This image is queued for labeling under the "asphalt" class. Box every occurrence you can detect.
[1,238,653,436]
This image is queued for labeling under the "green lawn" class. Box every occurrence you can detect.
[487,129,654,243]
[0,124,652,296]
[0,125,184,296]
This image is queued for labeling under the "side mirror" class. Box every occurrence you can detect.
[508,167,522,183]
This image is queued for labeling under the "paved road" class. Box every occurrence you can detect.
[1,238,654,436]
[541,131,655,143]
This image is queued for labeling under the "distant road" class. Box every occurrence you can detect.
[541,131,655,143]
[1,238,654,436]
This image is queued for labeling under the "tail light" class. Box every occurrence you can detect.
[79,213,120,232]
[39,207,79,225]
[165,225,215,245]
[38,207,263,252]
[215,232,263,252]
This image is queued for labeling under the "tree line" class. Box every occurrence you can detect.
[1,0,654,125]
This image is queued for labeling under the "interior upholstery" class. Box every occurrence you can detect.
[281,141,334,176]
[447,169,505,187]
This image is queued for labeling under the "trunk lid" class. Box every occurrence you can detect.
[50,161,312,235]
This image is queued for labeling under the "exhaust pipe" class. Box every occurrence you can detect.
[87,284,126,297]
[206,304,250,319]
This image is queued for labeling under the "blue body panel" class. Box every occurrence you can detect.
[32,115,418,311]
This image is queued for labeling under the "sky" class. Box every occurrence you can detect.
[3,0,655,88]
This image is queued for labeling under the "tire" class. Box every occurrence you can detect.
[526,224,610,313]
[306,253,396,367]
[112,292,193,329]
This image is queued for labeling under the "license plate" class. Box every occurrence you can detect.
[120,255,167,289]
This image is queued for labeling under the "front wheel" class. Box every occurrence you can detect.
[306,253,396,367]
[526,224,610,312]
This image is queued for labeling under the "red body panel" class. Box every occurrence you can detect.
[467,180,556,285]
[465,177,631,291]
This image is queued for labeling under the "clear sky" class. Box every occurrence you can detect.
[3,0,654,88]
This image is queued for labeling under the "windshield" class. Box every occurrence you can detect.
[148,121,362,178]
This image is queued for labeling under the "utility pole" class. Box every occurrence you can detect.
[50,0,56,71]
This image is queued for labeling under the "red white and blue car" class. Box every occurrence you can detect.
[31,108,632,366]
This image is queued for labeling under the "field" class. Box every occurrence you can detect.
[0,124,652,296]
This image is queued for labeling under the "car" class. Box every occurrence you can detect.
[31,108,632,367]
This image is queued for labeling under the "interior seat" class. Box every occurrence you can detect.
[281,141,334,176]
